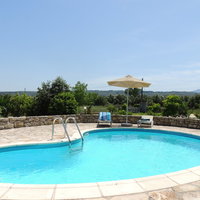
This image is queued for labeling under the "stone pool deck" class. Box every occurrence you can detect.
[0,123,200,200]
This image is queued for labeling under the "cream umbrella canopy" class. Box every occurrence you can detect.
[107,75,151,125]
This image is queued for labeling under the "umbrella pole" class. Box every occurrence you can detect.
[126,88,129,123]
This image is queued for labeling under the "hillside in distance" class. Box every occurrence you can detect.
[0,91,37,96]
[194,89,200,93]
[0,89,199,97]
[89,90,199,96]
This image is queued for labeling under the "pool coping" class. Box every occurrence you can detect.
[0,126,200,199]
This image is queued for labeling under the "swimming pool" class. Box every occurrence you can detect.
[0,128,200,184]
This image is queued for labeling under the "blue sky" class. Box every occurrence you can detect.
[0,0,200,91]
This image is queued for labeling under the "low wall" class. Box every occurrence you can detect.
[0,115,200,130]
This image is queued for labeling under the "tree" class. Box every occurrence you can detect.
[151,95,164,106]
[35,81,51,115]
[49,92,78,115]
[50,76,70,97]
[107,94,115,104]
[94,95,108,106]
[188,95,200,109]
[0,95,11,117]
[85,92,98,106]
[73,81,88,106]
[125,88,140,97]
[114,94,126,105]
[148,103,162,113]
[35,77,70,115]
[107,104,117,113]
[8,94,34,117]
[163,95,187,116]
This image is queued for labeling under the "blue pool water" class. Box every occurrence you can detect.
[0,128,200,184]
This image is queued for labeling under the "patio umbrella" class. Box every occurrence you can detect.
[107,75,151,126]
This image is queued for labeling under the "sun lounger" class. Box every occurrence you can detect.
[137,115,153,128]
[97,112,112,127]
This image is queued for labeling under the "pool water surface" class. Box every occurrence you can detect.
[0,128,200,184]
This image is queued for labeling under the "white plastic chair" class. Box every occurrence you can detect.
[137,115,153,128]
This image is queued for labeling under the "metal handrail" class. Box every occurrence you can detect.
[51,117,71,144]
[64,117,84,142]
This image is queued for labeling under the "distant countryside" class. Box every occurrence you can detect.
[0,77,200,119]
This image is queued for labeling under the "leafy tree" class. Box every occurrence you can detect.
[107,104,117,113]
[34,81,51,115]
[50,76,70,97]
[114,94,126,105]
[188,95,200,109]
[8,94,34,117]
[85,92,98,106]
[0,95,11,117]
[49,92,78,115]
[148,103,162,113]
[125,88,140,97]
[0,106,2,116]
[163,95,187,116]
[94,95,108,106]
[151,95,164,106]
[35,77,70,115]
[107,94,115,104]
[73,81,88,106]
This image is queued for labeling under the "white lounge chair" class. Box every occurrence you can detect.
[97,112,112,127]
[137,115,153,128]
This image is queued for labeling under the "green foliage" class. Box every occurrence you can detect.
[0,95,11,117]
[94,95,107,106]
[50,76,70,97]
[0,106,2,116]
[163,95,187,116]
[148,103,162,113]
[125,88,140,97]
[35,81,51,115]
[49,92,78,115]
[121,103,127,111]
[8,94,34,117]
[151,95,164,106]
[1,77,200,117]
[85,93,98,106]
[78,105,108,114]
[73,81,88,106]
[113,94,126,105]
[188,95,200,109]
[118,110,126,115]
[107,104,117,113]
[35,77,70,115]
[188,109,200,119]
[107,94,115,104]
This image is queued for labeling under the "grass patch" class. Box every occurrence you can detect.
[78,106,108,114]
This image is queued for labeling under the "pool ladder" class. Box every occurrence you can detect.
[51,117,84,148]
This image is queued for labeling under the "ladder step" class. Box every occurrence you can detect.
[52,117,84,152]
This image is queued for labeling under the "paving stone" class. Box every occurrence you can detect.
[110,193,148,200]
[149,188,177,200]
[181,191,200,200]
[0,124,200,200]
[173,184,200,192]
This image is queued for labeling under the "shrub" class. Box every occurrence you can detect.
[49,92,78,115]
[148,103,162,113]
[163,95,187,117]
[9,94,34,117]
[73,81,88,106]
[107,104,117,113]
[35,77,70,115]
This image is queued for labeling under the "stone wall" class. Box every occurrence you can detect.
[0,114,200,130]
